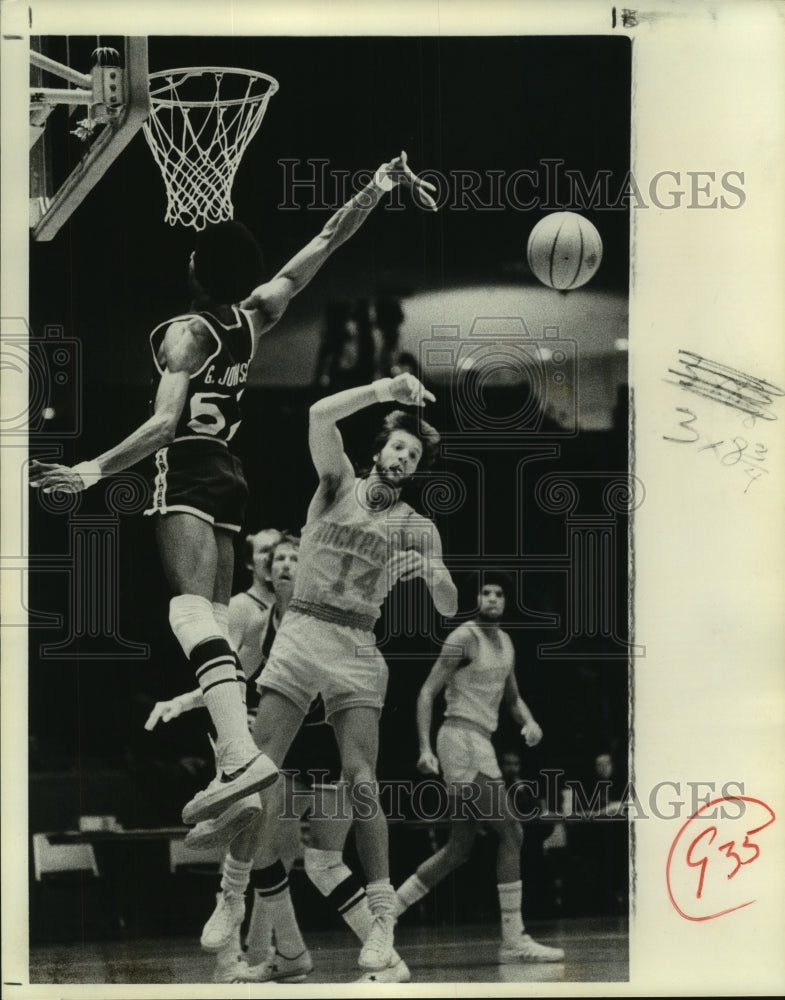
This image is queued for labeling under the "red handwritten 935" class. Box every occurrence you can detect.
[666,796,776,921]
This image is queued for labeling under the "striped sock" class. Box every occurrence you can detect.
[255,860,306,959]
[212,602,246,703]
[192,637,255,768]
[328,873,374,942]
[169,594,255,769]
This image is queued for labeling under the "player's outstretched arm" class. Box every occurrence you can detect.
[308,372,435,485]
[29,323,205,494]
[504,670,543,747]
[242,151,436,332]
[415,627,471,773]
[144,688,205,730]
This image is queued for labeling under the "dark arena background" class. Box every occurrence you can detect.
[27,33,632,985]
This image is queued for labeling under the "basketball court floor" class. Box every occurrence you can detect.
[29,917,628,985]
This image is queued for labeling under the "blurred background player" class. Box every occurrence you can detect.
[235,527,286,617]
[30,151,438,827]
[196,371,458,979]
[395,575,565,964]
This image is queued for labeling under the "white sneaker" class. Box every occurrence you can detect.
[358,914,395,971]
[499,933,565,963]
[200,891,246,952]
[231,949,313,983]
[213,952,245,984]
[211,926,244,983]
[184,795,262,850]
[182,752,278,825]
[354,952,411,983]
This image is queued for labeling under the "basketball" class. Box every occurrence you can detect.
[526,212,603,290]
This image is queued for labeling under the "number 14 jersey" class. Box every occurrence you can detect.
[149,307,255,444]
[292,482,417,631]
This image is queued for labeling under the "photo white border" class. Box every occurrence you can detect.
[3,1,784,996]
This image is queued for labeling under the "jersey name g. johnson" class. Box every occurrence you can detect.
[149,307,255,444]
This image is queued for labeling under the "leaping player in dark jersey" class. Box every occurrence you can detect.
[29,152,438,827]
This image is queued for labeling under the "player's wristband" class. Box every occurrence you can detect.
[72,459,103,488]
[373,167,397,192]
[179,690,204,713]
[373,378,394,403]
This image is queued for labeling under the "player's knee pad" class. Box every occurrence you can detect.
[169,593,221,658]
[303,847,349,897]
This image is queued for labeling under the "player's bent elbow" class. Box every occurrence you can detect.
[435,582,459,617]
[308,400,341,437]
[441,597,459,617]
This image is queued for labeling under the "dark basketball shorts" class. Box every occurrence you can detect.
[144,437,249,533]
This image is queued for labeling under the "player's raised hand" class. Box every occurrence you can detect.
[28,459,88,494]
[521,719,543,748]
[378,150,438,212]
[144,697,187,731]
[389,372,435,407]
[417,749,440,776]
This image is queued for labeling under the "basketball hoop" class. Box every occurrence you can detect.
[142,67,279,231]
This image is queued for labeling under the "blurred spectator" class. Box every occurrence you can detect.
[545,749,628,917]
[372,294,405,378]
[314,298,375,391]
[314,293,412,391]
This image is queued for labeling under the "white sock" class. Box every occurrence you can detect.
[366,878,396,920]
[221,853,253,896]
[395,873,430,915]
[497,880,525,944]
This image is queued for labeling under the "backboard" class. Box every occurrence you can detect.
[29,36,150,242]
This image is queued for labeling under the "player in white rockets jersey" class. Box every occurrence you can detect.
[395,576,566,965]
[196,371,457,978]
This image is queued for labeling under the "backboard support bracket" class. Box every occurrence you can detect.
[30,37,150,242]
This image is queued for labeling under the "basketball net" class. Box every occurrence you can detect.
[142,67,279,230]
